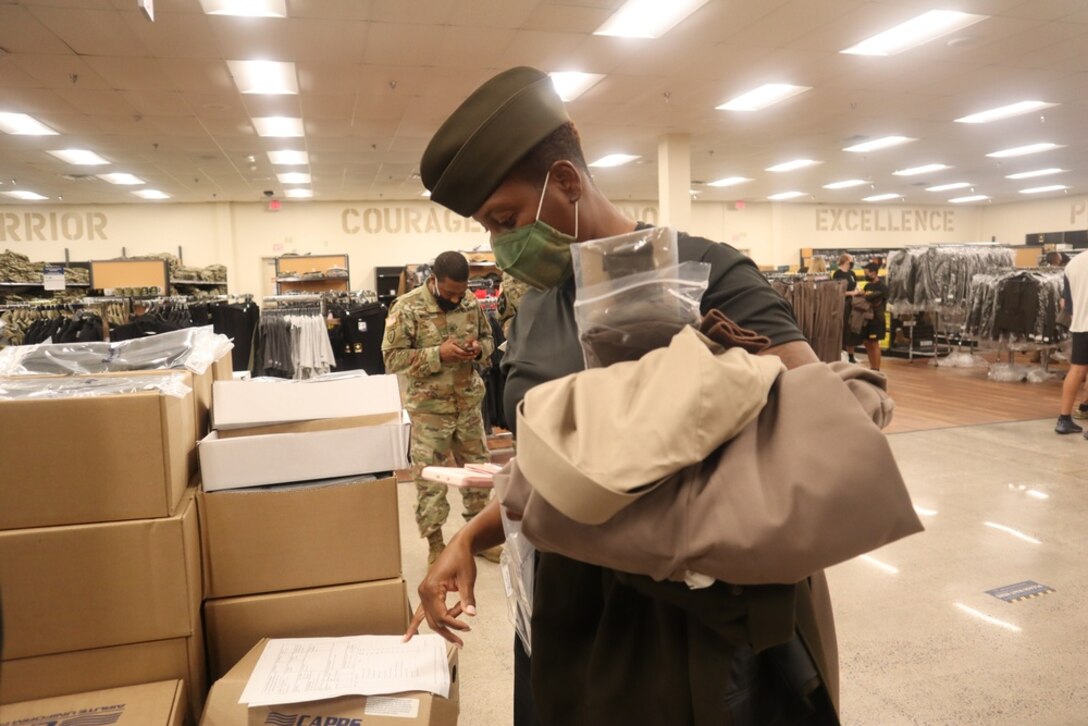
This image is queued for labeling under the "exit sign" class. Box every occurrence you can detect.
[267,199,281,212]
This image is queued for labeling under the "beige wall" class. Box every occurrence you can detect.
[0,195,1081,293]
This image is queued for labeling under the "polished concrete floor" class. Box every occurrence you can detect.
[397,416,1088,725]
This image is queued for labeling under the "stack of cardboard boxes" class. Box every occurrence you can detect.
[0,354,233,722]
[196,375,414,680]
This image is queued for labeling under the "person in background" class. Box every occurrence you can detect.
[1057,250,1088,434]
[860,262,888,372]
[833,253,860,363]
[381,251,500,564]
[497,272,531,338]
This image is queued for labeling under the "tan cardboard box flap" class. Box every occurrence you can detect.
[0,635,208,719]
[199,475,400,599]
[216,411,401,439]
[0,680,186,726]
[204,578,410,679]
[0,490,201,660]
[212,375,402,429]
[0,388,193,530]
[200,639,458,726]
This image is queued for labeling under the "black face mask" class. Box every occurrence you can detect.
[431,281,460,312]
[848,261,855,270]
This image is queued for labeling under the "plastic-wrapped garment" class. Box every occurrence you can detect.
[933,351,989,368]
[987,363,1029,382]
[0,371,191,399]
[0,325,232,376]
[887,249,917,309]
[499,506,535,656]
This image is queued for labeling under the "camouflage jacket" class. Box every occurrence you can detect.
[498,273,531,338]
[382,282,494,414]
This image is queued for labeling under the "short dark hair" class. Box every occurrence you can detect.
[864,262,882,275]
[433,251,469,282]
[506,121,590,184]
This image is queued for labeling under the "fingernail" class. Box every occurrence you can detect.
[465,605,477,616]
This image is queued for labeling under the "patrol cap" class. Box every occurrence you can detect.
[421,66,570,217]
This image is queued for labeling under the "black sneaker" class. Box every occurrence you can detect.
[1055,416,1083,435]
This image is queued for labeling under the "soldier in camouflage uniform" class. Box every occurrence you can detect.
[497,272,531,339]
[382,251,497,565]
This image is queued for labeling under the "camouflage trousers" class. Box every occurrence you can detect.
[409,409,492,539]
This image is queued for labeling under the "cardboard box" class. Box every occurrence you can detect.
[198,475,401,599]
[0,680,187,726]
[204,579,411,679]
[0,490,201,659]
[0,384,195,530]
[200,639,458,726]
[198,412,410,491]
[211,375,401,430]
[0,635,208,720]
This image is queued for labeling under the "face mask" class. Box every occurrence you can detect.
[847,261,855,270]
[492,170,578,290]
[430,280,460,312]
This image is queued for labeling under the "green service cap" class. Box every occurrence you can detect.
[421,66,570,217]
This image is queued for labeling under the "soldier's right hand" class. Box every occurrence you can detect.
[405,536,478,647]
[439,338,477,362]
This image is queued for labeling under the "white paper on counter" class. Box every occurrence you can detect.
[238,634,450,707]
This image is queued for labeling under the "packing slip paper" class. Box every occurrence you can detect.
[238,634,451,707]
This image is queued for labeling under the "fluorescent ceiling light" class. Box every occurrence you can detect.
[1005,168,1064,180]
[768,191,806,200]
[3,190,48,200]
[47,149,109,165]
[267,150,309,165]
[956,101,1057,124]
[549,72,605,102]
[1020,185,1069,194]
[0,112,58,135]
[843,136,914,153]
[949,195,989,203]
[132,189,171,200]
[823,179,868,189]
[199,0,286,17]
[926,182,971,192]
[277,172,311,184]
[863,193,902,202]
[766,159,819,173]
[253,117,304,137]
[987,142,1060,158]
[594,0,709,38]
[97,173,145,185]
[893,163,950,176]
[841,10,988,56]
[707,176,751,187]
[589,154,639,168]
[285,188,313,199]
[716,84,811,112]
[227,60,298,95]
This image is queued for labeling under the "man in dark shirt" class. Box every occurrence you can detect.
[860,262,889,372]
[407,66,838,725]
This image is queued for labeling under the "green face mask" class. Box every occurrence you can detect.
[492,171,578,290]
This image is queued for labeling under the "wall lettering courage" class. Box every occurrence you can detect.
[1072,200,1087,226]
[815,208,954,234]
[0,211,108,242]
[341,206,485,236]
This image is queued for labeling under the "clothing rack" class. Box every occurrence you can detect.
[767,275,846,363]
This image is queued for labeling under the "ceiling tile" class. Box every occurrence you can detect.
[0,5,74,54]
[28,6,148,57]
[289,18,369,63]
[9,54,112,90]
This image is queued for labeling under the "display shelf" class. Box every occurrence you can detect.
[275,254,350,294]
[0,281,89,287]
[275,276,347,283]
[171,279,227,286]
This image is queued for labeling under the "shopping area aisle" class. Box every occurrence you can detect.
[397,413,1088,725]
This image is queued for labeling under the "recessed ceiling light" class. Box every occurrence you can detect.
[47,149,110,165]
[987,142,1060,158]
[766,159,820,172]
[267,150,309,165]
[863,193,902,202]
[594,0,710,38]
[949,195,989,203]
[1005,168,1064,180]
[589,154,640,168]
[253,117,304,138]
[893,163,950,176]
[277,172,311,184]
[955,100,1057,124]
[198,0,286,17]
[841,10,988,56]
[843,136,914,153]
[768,191,806,200]
[3,190,48,200]
[97,173,145,185]
[132,189,171,200]
[227,60,298,95]
[716,84,811,112]
[925,182,972,192]
[707,176,751,187]
[1020,185,1069,194]
[284,188,313,199]
[0,112,58,135]
[823,179,868,189]
[549,72,605,102]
